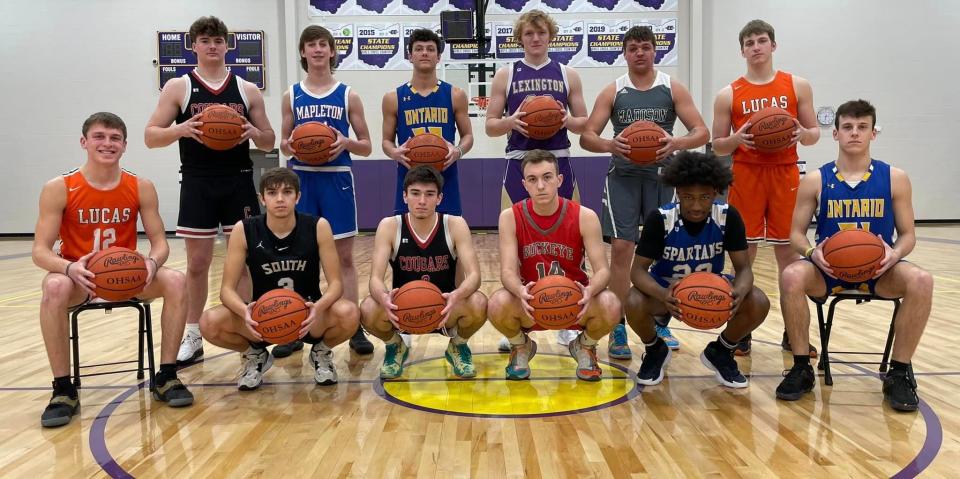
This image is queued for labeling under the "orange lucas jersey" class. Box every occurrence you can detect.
[58,168,140,261]
[730,70,799,165]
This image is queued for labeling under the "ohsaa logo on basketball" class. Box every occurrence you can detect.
[106,272,145,286]
[258,298,293,316]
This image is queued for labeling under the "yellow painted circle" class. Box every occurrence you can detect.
[380,353,637,417]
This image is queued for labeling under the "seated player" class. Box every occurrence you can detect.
[626,151,769,388]
[199,168,359,390]
[487,150,621,381]
[33,112,194,427]
[776,100,933,411]
[360,166,488,379]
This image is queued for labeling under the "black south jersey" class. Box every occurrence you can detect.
[389,213,458,293]
[244,212,321,302]
[175,70,253,176]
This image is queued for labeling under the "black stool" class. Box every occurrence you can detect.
[814,290,900,386]
[68,299,156,389]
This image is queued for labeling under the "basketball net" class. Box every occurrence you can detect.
[470,96,489,118]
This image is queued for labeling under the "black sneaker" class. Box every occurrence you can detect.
[40,386,79,428]
[776,363,815,401]
[883,368,919,412]
[349,328,374,355]
[734,333,751,357]
[152,378,194,407]
[701,341,748,388]
[271,340,304,358]
[636,339,671,386]
[781,331,818,358]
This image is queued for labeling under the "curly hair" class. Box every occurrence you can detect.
[660,151,734,193]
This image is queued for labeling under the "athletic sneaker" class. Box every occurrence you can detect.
[349,328,374,355]
[556,329,578,346]
[569,334,602,381]
[152,378,194,407]
[400,333,412,348]
[272,340,303,358]
[775,363,816,401]
[445,340,476,378]
[40,386,79,428]
[505,336,538,380]
[655,324,680,351]
[636,339,671,386]
[380,340,409,379]
[608,324,632,360]
[883,368,919,412]
[781,331,818,358]
[238,347,273,391]
[310,343,338,385]
[733,333,751,357]
[176,328,204,365]
[497,336,511,353]
[700,341,748,388]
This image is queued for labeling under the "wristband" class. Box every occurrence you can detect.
[455,145,464,158]
[65,261,74,277]
[147,257,159,269]
[803,246,815,258]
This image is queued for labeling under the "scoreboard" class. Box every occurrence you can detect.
[157,31,266,90]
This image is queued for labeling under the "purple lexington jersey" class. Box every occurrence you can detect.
[505,59,571,159]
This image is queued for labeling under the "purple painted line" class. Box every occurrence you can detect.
[0,385,139,391]
[89,383,142,479]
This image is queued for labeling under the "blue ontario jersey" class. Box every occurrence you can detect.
[815,159,895,245]
[288,81,352,168]
[649,202,729,287]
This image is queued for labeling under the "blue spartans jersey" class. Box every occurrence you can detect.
[649,202,729,287]
[815,159,895,245]
[394,80,461,215]
[288,82,352,168]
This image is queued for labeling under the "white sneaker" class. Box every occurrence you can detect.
[497,336,511,353]
[400,333,412,348]
[310,342,338,385]
[556,329,578,346]
[237,347,273,391]
[176,328,204,364]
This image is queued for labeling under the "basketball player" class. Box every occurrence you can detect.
[145,16,276,365]
[581,26,710,358]
[776,100,932,411]
[626,151,769,388]
[488,150,621,381]
[199,168,359,390]
[275,25,374,358]
[382,28,473,216]
[360,166,488,379]
[485,10,589,350]
[711,19,819,355]
[33,113,194,427]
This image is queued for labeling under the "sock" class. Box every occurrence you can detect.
[155,363,178,387]
[302,333,324,345]
[185,323,200,335]
[794,354,811,366]
[246,342,268,353]
[451,334,467,345]
[718,332,738,350]
[619,316,626,325]
[580,333,599,347]
[53,376,77,398]
[889,360,910,372]
[384,332,402,345]
[508,333,526,346]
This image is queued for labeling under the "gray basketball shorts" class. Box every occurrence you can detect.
[600,162,675,242]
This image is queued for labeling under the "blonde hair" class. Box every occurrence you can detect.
[512,10,558,44]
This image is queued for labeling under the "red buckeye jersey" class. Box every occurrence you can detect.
[513,198,588,285]
[58,168,140,261]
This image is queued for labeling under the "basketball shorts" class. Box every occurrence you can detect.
[807,257,906,302]
[177,171,260,238]
[601,162,673,243]
[292,168,358,239]
[394,162,461,216]
[728,162,799,244]
[501,157,579,210]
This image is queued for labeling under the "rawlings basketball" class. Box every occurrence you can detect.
[393,280,445,334]
[406,133,448,171]
[673,272,734,330]
[822,229,885,283]
[198,104,244,151]
[290,121,337,164]
[86,247,148,302]
[620,120,667,165]
[748,107,795,153]
[520,95,565,140]
[529,275,583,329]
[251,289,309,345]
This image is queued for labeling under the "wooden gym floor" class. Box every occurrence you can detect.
[1,226,959,478]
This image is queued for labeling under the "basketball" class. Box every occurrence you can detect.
[86,247,148,302]
[822,229,885,283]
[620,120,667,165]
[393,280,446,334]
[405,133,448,171]
[290,121,337,164]
[251,289,309,345]
[529,275,583,329]
[198,104,244,151]
[673,272,734,330]
[747,107,795,153]
[520,95,565,140]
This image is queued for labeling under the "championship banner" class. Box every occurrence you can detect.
[640,17,678,66]
[547,21,585,64]
[540,0,677,13]
[400,23,443,61]
[582,21,631,66]
[356,24,403,69]
[309,0,675,15]
[448,23,494,62]
[488,0,539,14]
[492,24,524,60]
[328,24,359,69]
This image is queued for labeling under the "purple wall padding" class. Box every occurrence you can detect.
[352,156,609,230]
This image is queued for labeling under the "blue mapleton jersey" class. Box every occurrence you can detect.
[815,159,895,245]
[395,80,457,144]
[288,81,352,168]
[649,201,729,287]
